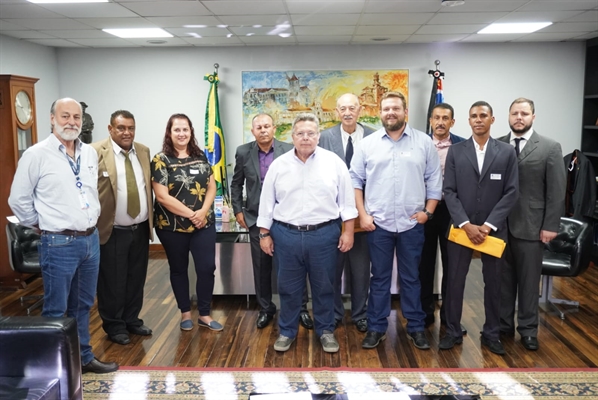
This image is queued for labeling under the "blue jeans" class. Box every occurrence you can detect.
[39,229,100,365]
[367,224,426,333]
[271,220,340,338]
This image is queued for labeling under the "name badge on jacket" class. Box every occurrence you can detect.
[490,173,502,180]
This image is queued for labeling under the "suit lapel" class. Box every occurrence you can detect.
[103,139,118,197]
[332,127,344,159]
[463,139,480,176]
[250,141,261,180]
[480,138,498,182]
[518,131,539,162]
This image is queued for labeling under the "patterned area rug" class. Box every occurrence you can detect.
[82,368,598,399]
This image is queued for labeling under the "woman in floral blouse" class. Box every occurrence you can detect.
[151,113,222,332]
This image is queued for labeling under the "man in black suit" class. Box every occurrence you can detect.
[439,101,519,355]
[231,113,313,329]
[498,98,566,351]
[319,93,374,332]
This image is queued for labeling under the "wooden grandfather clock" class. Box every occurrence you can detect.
[0,75,39,287]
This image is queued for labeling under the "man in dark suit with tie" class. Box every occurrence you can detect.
[92,110,154,346]
[498,98,566,351]
[439,101,519,355]
[231,113,313,329]
[319,93,374,332]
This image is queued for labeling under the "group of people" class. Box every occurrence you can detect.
[8,99,226,374]
[7,90,567,373]
[235,91,566,355]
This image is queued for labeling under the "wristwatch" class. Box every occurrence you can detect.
[423,208,434,220]
[258,232,270,239]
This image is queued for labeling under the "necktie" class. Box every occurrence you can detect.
[123,151,140,218]
[514,138,524,157]
[345,136,354,169]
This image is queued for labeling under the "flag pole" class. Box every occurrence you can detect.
[426,60,445,135]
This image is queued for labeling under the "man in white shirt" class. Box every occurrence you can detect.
[258,113,357,353]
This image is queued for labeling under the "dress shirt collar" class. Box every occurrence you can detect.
[341,124,364,141]
[49,133,83,153]
[509,128,533,143]
[473,138,489,151]
[382,123,412,141]
[111,138,136,155]
[433,134,452,149]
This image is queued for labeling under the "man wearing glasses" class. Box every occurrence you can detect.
[350,92,443,350]
[257,113,357,354]
[91,110,153,345]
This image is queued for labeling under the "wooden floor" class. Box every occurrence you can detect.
[1,251,598,369]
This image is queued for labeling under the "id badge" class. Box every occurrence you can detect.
[79,191,90,210]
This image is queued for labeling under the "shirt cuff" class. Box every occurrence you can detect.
[484,222,498,231]
[458,220,469,228]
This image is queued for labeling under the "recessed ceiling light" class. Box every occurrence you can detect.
[217,25,228,28]
[371,37,390,41]
[147,40,167,45]
[188,33,202,38]
[253,25,262,28]
[226,33,233,38]
[246,33,255,36]
[441,0,465,6]
[183,25,207,29]
[27,0,107,3]
[278,33,292,38]
[103,28,173,38]
[478,22,552,34]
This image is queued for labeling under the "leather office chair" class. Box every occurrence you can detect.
[540,217,593,319]
[6,222,44,315]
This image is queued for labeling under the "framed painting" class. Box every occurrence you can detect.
[241,69,409,143]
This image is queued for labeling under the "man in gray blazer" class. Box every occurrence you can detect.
[439,101,519,355]
[231,113,313,329]
[319,93,374,332]
[498,98,566,351]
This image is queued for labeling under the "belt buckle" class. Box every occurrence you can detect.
[130,224,138,231]
[297,225,309,232]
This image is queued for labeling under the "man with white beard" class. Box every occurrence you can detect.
[9,98,119,374]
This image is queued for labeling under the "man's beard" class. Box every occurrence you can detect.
[382,118,405,132]
[55,122,81,141]
[510,122,532,135]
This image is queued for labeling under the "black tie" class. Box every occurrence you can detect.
[514,138,524,157]
[346,136,354,169]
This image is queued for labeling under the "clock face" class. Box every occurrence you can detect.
[15,90,32,125]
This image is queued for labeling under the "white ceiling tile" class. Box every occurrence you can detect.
[27,38,84,47]
[296,35,351,43]
[438,1,528,13]
[294,26,355,35]
[126,37,193,46]
[121,1,211,17]
[11,18,94,30]
[361,13,434,25]
[219,15,290,25]
[145,16,222,27]
[0,3,62,18]
[540,22,598,32]
[518,1,598,12]
[461,33,528,42]
[428,12,508,24]
[403,33,469,43]
[563,10,598,22]
[39,29,113,39]
[34,3,137,19]
[351,35,409,43]
[74,17,157,29]
[286,1,364,14]
[364,1,441,13]
[0,19,28,30]
[1,30,55,39]
[496,11,583,23]
[166,27,233,37]
[416,24,486,34]
[183,36,244,45]
[239,34,296,44]
[355,25,419,35]
[229,26,290,35]
[291,13,360,25]
[203,1,286,15]
[67,38,138,47]
[571,31,598,39]
[512,31,584,41]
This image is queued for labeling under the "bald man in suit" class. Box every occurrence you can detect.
[92,109,153,346]
[319,93,374,332]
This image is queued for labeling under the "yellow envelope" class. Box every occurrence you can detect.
[448,225,506,258]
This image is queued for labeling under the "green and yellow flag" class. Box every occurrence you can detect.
[204,72,230,204]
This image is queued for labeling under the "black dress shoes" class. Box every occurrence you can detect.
[362,331,386,349]
[521,336,539,351]
[299,312,314,330]
[438,335,463,350]
[481,335,506,355]
[128,325,153,336]
[82,358,119,374]
[408,331,430,350]
[354,319,367,332]
[109,333,131,345]
[256,312,274,329]
[441,319,467,335]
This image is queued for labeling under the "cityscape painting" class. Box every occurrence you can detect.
[241,69,409,143]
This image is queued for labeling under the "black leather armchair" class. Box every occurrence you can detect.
[540,217,594,319]
[6,222,43,314]
[0,316,82,400]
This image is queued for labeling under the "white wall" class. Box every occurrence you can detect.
[52,42,584,162]
[0,34,60,126]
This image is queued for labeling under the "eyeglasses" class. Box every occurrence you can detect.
[113,125,136,133]
[293,131,318,138]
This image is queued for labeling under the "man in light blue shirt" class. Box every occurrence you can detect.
[9,98,118,374]
[351,92,442,350]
